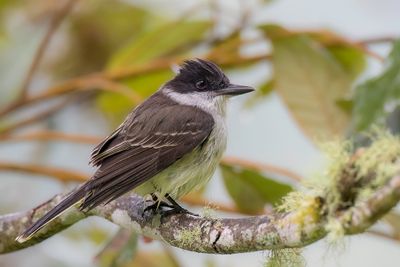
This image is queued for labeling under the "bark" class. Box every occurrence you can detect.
[1,175,400,254]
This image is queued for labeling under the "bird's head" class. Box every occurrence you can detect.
[165,59,254,97]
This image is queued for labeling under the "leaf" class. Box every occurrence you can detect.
[96,19,212,122]
[108,20,212,69]
[128,251,180,267]
[335,98,353,115]
[383,212,400,234]
[244,79,274,108]
[261,25,366,140]
[96,229,138,267]
[53,0,152,77]
[353,40,400,131]
[96,69,173,124]
[220,163,293,214]
[327,45,366,79]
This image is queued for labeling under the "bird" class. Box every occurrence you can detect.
[16,58,254,242]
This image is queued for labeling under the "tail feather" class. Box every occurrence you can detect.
[16,187,87,243]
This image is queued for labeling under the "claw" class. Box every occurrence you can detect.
[143,193,198,217]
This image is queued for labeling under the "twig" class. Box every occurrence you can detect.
[0,162,87,182]
[0,54,269,118]
[181,194,242,214]
[88,77,143,103]
[18,0,77,100]
[0,77,141,135]
[0,131,101,143]
[0,96,75,135]
[221,156,303,182]
[367,229,400,242]
[359,37,398,46]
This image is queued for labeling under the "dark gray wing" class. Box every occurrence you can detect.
[81,94,214,210]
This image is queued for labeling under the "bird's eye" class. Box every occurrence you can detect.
[196,80,207,90]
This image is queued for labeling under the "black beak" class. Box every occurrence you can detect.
[216,84,254,96]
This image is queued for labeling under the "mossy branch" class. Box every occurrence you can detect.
[1,131,400,254]
[0,172,398,254]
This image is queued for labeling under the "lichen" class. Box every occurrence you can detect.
[277,192,321,233]
[265,248,305,267]
[174,225,202,249]
[241,228,253,242]
[201,205,216,219]
[275,128,400,245]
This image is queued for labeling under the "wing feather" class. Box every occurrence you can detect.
[81,94,214,210]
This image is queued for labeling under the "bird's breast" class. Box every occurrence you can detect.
[147,114,227,199]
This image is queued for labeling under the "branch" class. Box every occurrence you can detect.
[0,162,87,182]
[221,156,302,182]
[1,173,400,254]
[359,36,398,46]
[0,96,75,135]
[0,54,268,118]
[18,0,77,100]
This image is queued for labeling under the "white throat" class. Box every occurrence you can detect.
[162,87,228,117]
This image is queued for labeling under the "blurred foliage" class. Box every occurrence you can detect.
[54,0,152,77]
[66,225,110,244]
[221,163,293,214]
[353,40,400,131]
[1,0,400,266]
[383,212,400,235]
[260,25,366,140]
[245,79,274,107]
[96,230,139,267]
[125,250,180,267]
[98,19,212,122]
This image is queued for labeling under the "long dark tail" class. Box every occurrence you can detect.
[16,187,87,243]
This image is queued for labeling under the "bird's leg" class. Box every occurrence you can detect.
[143,193,198,217]
[143,193,174,215]
[164,194,198,216]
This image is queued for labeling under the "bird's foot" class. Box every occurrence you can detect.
[143,194,198,217]
[164,194,198,217]
[143,200,173,215]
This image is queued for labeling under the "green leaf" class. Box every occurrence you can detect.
[261,25,364,140]
[327,45,366,79]
[353,40,400,131]
[108,20,212,69]
[96,19,212,123]
[244,79,274,108]
[220,163,293,214]
[96,70,173,124]
[335,98,353,115]
[54,0,152,77]
[96,229,138,267]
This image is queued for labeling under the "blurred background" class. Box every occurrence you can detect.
[1,0,400,266]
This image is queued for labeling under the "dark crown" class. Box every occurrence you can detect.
[173,59,228,84]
